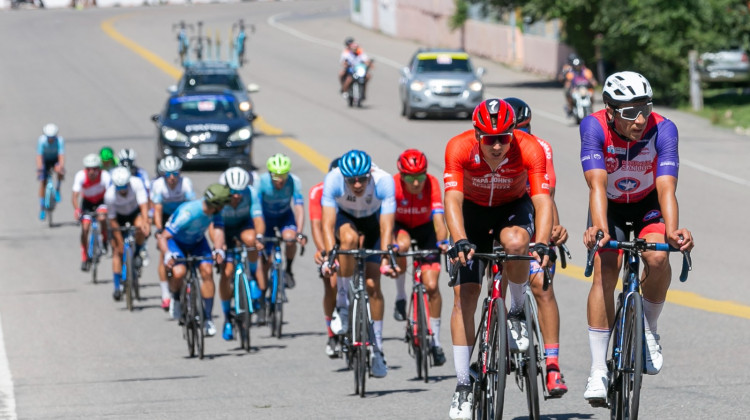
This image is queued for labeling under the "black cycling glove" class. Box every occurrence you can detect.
[448,239,477,259]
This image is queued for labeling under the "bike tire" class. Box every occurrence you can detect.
[194,279,205,360]
[268,269,279,337]
[417,286,430,383]
[89,225,99,284]
[486,302,508,420]
[614,295,644,420]
[183,281,195,358]
[124,245,134,311]
[523,295,540,419]
[273,278,284,339]
[351,296,362,395]
[358,293,369,398]
[238,273,252,352]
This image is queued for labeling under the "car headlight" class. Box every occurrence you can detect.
[162,127,188,143]
[468,80,483,92]
[410,80,425,92]
[239,101,252,112]
[229,127,252,142]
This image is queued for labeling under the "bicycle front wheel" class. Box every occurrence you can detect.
[613,295,644,420]
[124,245,134,311]
[273,275,284,339]
[238,274,252,352]
[485,302,508,420]
[193,280,205,360]
[523,295,540,419]
[183,281,195,357]
[89,225,99,284]
[417,285,430,383]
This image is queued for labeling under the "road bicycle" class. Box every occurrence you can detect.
[227,243,262,352]
[172,20,193,67]
[119,224,142,311]
[173,255,207,359]
[191,21,206,62]
[398,242,443,382]
[327,243,397,398]
[261,227,306,339]
[83,211,105,284]
[43,168,59,228]
[448,245,550,419]
[584,229,692,419]
[231,19,254,67]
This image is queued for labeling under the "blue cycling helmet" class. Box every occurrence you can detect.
[339,150,371,177]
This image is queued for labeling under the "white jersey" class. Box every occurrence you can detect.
[151,176,196,215]
[340,49,370,67]
[105,177,148,219]
[321,165,396,218]
[72,169,111,203]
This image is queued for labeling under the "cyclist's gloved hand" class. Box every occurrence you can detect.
[448,239,476,266]
[532,243,550,267]
[212,249,225,264]
[74,208,82,221]
[164,251,178,267]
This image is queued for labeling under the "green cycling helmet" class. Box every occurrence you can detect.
[100,147,115,162]
[203,183,232,207]
[266,153,291,175]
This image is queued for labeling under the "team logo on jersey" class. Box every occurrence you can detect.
[607,145,615,154]
[615,177,640,192]
[643,209,661,222]
[365,195,372,204]
[401,199,409,206]
[606,157,620,173]
[474,154,481,164]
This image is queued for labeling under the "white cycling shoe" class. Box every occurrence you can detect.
[507,314,529,353]
[371,350,388,378]
[645,330,663,375]
[584,369,608,405]
[330,307,348,335]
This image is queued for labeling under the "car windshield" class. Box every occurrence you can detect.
[416,54,472,73]
[167,96,239,120]
[184,74,242,91]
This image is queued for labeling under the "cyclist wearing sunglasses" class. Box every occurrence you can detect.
[506,96,569,397]
[444,98,553,420]
[257,153,307,289]
[392,149,449,366]
[320,149,398,378]
[72,154,111,272]
[216,167,266,340]
[105,167,150,302]
[159,184,232,337]
[309,157,344,358]
[580,71,694,405]
[151,156,196,310]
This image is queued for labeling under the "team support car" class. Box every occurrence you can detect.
[697,47,750,84]
[168,60,260,119]
[151,91,254,169]
[399,49,485,119]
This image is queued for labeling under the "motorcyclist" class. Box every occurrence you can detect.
[339,37,373,100]
[564,57,597,116]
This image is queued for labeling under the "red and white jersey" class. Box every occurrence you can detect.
[72,169,111,204]
[104,177,148,219]
[394,173,444,229]
[309,182,324,222]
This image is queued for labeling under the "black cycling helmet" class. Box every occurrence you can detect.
[344,37,354,47]
[567,53,579,64]
[503,97,532,131]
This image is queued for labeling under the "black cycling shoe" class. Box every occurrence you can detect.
[432,346,447,366]
[81,260,91,272]
[112,289,122,301]
[393,299,406,322]
[284,271,296,289]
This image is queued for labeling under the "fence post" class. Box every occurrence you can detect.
[689,50,703,111]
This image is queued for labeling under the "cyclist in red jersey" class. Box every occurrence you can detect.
[392,149,449,366]
[445,98,554,420]
[309,158,342,358]
[506,97,569,397]
[72,154,111,272]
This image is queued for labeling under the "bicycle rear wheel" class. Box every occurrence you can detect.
[358,293,369,398]
[485,302,508,420]
[273,278,284,339]
[417,285,430,383]
[238,274,252,352]
[194,280,205,360]
[45,183,55,228]
[523,295,540,419]
[89,225,99,284]
[268,269,279,336]
[613,295,644,420]
[124,245,134,311]
[183,281,195,357]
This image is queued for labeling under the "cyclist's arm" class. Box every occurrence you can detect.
[293,202,305,234]
[584,169,609,246]
[157,228,173,255]
[311,218,325,252]
[322,205,336,252]
[530,193,553,247]
[154,204,164,230]
[655,175,679,239]
[379,212,395,253]
[35,154,43,172]
[210,224,226,255]
[444,190,467,241]
[252,216,266,240]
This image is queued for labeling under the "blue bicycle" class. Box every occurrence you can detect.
[119,224,142,311]
[228,243,262,352]
[262,228,305,339]
[585,230,692,419]
[43,168,59,228]
[84,211,105,284]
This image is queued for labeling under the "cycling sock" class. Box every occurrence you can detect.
[285,258,293,273]
[453,345,472,386]
[395,273,406,301]
[372,320,384,352]
[160,281,170,299]
[80,245,87,261]
[222,300,231,318]
[204,297,214,321]
[248,262,257,273]
[39,198,44,208]
[113,273,121,291]
[643,297,664,334]
[588,327,610,373]
[325,316,333,338]
[545,343,560,371]
[336,276,351,308]
[430,318,441,347]
[508,280,528,315]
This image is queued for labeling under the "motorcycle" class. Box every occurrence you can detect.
[346,62,368,108]
[570,82,593,124]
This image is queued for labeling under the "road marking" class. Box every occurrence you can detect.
[99,15,750,321]
[0,315,18,420]
[680,158,750,187]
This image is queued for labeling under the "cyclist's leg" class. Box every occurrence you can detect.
[109,217,124,297]
[496,196,534,315]
[364,262,384,349]
[280,222,298,283]
[194,239,216,324]
[530,263,567,394]
[638,217,669,374]
[79,209,92,265]
[219,229,240,324]
[166,238,187,319]
[393,227,411,321]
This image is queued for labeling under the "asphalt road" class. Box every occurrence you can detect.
[1,1,749,419]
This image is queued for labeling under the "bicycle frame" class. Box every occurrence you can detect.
[174,255,206,359]
[43,168,57,227]
[229,243,258,352]
[85,211,104,284]
[120,224,140,311]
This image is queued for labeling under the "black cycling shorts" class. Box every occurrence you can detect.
[586,189,664,242]
[115,209,140,228]
[335,210,380,250]
[396,221,439,264]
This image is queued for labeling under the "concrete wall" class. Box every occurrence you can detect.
[0,0,234,9]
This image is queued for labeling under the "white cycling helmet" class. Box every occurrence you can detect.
[118,148,137,162]
[82,154,101,168]
[43,123,59,137]
[221,167,250,191]
[158,156,183,173]
[602,71,653,106]
[111,166,131,187]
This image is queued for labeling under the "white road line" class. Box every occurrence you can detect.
[0,315,17,420]
[269,11,750,189]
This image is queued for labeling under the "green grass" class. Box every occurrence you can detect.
[680,88,750,130]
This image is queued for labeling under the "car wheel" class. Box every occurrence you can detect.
[406,102,416,120]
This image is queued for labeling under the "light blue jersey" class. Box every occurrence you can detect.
[165,199,223,245]
[256,172,304,217]
[37,135,64,161]
[221,185,263,228]
[151,176,196,216]
[321,166,396,218]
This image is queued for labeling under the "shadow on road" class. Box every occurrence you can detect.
[511,414,595,420]
[359,387,429,397]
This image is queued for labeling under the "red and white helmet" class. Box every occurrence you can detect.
[397,149,427,174]
[472,99,515,135]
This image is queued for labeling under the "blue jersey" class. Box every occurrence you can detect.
[321,166,396,218]
[165,199,224,245]
[221,185,263,228]
[256,172,304,217]
[37,135,64,161]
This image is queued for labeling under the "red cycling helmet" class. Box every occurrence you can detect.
[397,149,428,174]
[472,99,515,135]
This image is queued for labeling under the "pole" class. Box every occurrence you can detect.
[689,50,703,111]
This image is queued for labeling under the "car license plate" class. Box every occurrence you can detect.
[199,144,218,155]
[442,100,455,108]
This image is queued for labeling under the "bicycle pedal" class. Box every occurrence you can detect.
[587,398,608,408]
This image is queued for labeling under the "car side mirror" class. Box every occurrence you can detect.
[151,114,160,123]
[247,83,260,93]
[167,85,178,94]
[247,113,257,122]
[476,67,486,78]
[401,67,410,77]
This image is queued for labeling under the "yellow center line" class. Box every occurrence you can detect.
[101,16,750,321]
